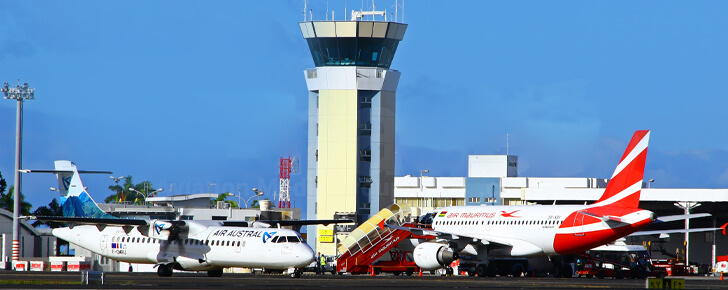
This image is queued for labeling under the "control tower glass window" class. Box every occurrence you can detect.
[306,37,400,68]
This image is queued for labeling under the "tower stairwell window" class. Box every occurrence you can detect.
[359,123,372,136]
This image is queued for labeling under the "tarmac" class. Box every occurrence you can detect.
[0,271,726,289]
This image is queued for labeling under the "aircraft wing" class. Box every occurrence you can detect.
[22,216,148,226]
[385,224,512,248]
[20,169,113,174]
[25,216,353,228]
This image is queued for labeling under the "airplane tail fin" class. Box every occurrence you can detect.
[52,160,116,218]
[593,130,650,208]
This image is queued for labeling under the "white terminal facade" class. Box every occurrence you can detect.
[300,19,406,255]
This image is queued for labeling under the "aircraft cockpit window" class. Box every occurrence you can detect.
[271,236,281,243]
[284,236,302,243]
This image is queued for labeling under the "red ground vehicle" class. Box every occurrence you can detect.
[652,259,688,276]
[576,242,666,279]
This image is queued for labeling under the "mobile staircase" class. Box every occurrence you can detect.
[336,203,434,275]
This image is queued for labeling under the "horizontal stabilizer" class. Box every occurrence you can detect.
[655,213,711,223]
[629,227,722,237]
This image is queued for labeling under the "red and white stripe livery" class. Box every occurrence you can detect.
[429,130,654,257]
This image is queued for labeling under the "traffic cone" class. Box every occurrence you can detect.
[418,268,423,277]
[370,267,375,277]
[721,272,724,281]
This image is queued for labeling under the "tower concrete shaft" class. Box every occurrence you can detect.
[299,20,406,254]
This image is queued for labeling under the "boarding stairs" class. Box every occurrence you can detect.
[336,204,434,274]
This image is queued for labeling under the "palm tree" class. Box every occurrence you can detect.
[104,176,155,204]
[0,185,33,216]
[211,192,238,208]
[31,199,64,228]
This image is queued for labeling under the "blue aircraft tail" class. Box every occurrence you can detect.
[51,160,117,219]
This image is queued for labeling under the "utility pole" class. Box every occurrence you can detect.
[2,82,35,263]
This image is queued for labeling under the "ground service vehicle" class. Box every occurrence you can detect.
[576,242,666,279]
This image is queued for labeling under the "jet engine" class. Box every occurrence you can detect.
[413,242,458,270]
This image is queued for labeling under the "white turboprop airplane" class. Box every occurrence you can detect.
[24,160,351,278]
[390,130,712,277]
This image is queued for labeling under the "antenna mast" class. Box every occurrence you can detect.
[279,156,298,208]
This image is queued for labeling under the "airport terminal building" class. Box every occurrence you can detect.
[393,155,728,267]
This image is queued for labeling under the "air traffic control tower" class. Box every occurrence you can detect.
[299,12,407,254]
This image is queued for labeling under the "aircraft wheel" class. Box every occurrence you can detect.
[157,264,173,277]
[207,269,223,277]
[476,264,487,277]
[551,266,562,278]
[290,270,302,278]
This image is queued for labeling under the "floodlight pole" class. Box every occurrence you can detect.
[674,201,700,267]
[2,82,35,264]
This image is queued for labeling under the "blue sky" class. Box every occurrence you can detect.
[1,1,728,218]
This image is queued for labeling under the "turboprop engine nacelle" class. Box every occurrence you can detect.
[413,242,458,270]
[143,220,184,240]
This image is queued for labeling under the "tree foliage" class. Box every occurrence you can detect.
[0,185,33,216]
[211,192,238,208]
[31,199,64,228]
[105,176,156,204]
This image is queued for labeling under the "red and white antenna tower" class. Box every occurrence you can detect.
[279,156,298,208]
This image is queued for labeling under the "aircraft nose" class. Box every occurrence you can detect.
[299,244,316,266]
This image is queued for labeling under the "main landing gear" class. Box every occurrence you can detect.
[157,264,173,277]
[207,269,224,277]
